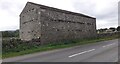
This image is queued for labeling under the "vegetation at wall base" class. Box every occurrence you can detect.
[2,34,119,59]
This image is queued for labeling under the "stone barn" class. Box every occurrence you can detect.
[20,2,96,44]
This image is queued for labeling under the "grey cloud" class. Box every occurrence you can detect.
[0,0,119,31]
[72,0,118,29]
[96,10,117,20]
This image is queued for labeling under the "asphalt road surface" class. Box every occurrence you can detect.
[3,39,118,62]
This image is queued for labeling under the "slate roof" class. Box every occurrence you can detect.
[28,2,96,19]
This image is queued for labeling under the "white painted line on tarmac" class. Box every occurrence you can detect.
[68,49,95,58]
[102,43,116,48]
[114,58,118,62]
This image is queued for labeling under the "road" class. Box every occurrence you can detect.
[3,39,118,62]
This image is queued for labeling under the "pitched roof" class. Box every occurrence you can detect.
[28,2,96,19]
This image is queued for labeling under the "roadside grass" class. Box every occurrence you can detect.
[0,54,1,59]
[3,34,119,59]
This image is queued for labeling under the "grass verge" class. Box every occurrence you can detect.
[3,35,119,59]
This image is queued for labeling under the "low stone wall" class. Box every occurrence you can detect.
[97,32,120,38]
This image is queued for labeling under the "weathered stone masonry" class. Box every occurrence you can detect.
[20,2,96,44]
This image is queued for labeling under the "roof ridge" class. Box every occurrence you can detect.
[28,2,96,19]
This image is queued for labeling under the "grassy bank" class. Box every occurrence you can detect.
[3,34,119,59]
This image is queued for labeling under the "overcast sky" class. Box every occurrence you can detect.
[0,0,119,31]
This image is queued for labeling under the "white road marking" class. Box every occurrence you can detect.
[102,43,116,48]
[69,49,95,58]
[115,59,118,62]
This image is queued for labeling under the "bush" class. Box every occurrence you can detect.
[2,39,39,54]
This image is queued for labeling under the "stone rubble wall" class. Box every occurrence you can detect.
[20,2,96,44]
[39,8,96,44]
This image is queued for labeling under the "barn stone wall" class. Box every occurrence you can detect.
[20,2,96,44]
[39,8,96,44]
[20,3,41,41]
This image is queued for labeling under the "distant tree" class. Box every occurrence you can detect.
[102,28,108,31]
[99,28,107,32]
[14,30,19,37]
[117,26,120,31]
[2,30,19,37]
[109,27,116,31]
[97,28,108,33]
